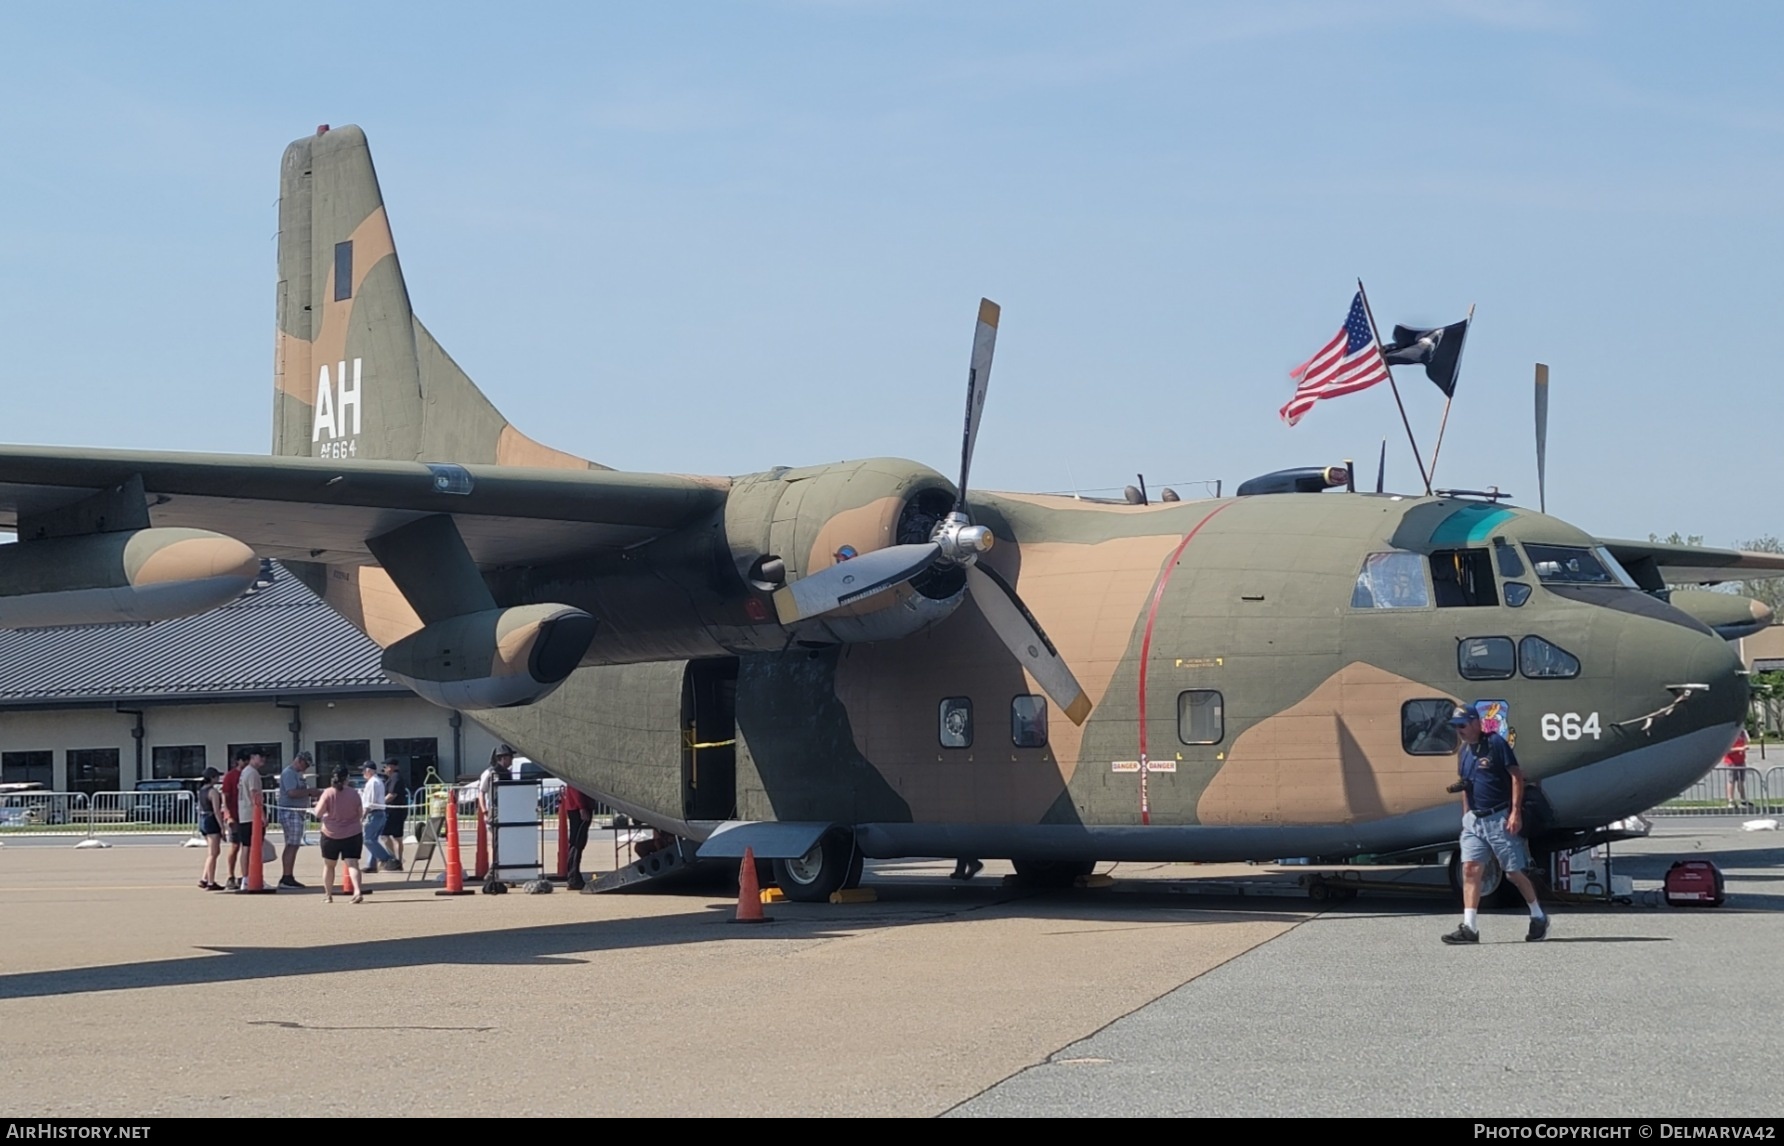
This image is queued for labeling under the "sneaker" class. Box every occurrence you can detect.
[1526,914,1550,942]
[277,876,306,890]
[224,877,240,891]
[1441,924,1480,945]
[382,860,403,872]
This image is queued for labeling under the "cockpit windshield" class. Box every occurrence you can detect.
[1522,544,1639,588]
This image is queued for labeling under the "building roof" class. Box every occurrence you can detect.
[0,563,407,706]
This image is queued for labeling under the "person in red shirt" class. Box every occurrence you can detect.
[562,784,597,891]
[218,755,245,890]
[1723,729,1751,808]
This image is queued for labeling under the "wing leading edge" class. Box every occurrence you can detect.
[1598,537,1784,587]
[0,446,729,566]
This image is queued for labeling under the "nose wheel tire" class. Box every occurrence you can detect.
[772,830,855,903]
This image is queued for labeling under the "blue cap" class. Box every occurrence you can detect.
[1447,704,1481,727]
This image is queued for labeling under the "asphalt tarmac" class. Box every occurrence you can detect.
[0,819,1778,1117]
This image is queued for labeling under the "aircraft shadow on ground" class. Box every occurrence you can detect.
[0,886,1312,1003]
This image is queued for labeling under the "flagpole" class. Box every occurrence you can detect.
[1357,279,1431,495]
[1425,303,1475,489]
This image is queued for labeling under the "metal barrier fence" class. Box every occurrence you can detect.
[1650,766,1784,816]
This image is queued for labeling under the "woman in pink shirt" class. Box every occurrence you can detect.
[312,765,366,904]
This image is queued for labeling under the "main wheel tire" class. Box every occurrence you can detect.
[1011,859,1096,888]
[773,831,852,903]
[842,846,865,890]
[1448,851,1523,907]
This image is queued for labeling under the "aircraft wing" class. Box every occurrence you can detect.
[1598,537,1784,587]
[0,445,729,565]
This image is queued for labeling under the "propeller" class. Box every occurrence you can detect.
[771,299,1092,725]
[1534,363,1549,513]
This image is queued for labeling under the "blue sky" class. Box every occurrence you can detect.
[1,2,1778,544]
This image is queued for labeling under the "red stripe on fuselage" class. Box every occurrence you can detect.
[1135,500,1236,824]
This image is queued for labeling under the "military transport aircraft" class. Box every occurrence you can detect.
[0,125,1778,900]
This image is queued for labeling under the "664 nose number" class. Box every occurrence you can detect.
[1541,712,1601,742]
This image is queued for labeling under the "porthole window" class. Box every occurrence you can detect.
[938,697,973,748]
[1402,699,1460,755]
[1177,690,1225,745]
[1011,696,1048,748]
[1519,636,1581,679]
[1458,636,1515,680]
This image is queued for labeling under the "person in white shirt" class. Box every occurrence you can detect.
[359,761,397,874]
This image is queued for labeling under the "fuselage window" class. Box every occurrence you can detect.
[1176,690,1225,745]
[1519,636,1581,679]
[1402,699,1460,755]
[939,698,974,748]
[1458,636,1515,680]
[1351,551,1430,609]
[1430,549,1498,607]
[1504,582,1532,607]
[1523,544,1638,588]
[1494,537,1526,578]
[1011,696,1048,748]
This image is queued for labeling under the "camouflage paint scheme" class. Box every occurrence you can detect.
[0,125,1775,889]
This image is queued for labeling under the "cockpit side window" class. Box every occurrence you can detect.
[1519,636,1581,679]
[1430,549,1498,607]
[1351,552,1430,609]
[1523,544,1637,587]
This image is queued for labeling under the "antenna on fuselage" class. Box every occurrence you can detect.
[1534,363,1550,513]
[1374,438,1386,494]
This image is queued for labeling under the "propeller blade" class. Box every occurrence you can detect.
[955,298,1000,509]
[1534,362,1549,514]
[966,563,1091,725]
[1374,438,1386,494]
[771,542,941,625]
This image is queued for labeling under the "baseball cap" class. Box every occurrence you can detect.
[1447,704,1482,726]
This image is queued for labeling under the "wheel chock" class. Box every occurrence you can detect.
[828,888,877,904]
[760,887,786,904]
[1075,873,1114,888]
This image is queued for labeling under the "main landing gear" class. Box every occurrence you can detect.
[772,829,864,903]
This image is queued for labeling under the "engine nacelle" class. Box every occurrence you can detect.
[1666,589,1774,641]
[723,458,967,643]
[380,604,596,709]
[0,527,259,629]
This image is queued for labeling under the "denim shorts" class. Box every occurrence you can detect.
[1460,808,1530,873]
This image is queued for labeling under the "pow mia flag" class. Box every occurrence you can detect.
[1382,319,1470,398]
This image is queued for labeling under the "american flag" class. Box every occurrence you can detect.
[1280,291,1390,426]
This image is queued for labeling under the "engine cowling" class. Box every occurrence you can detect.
[0,527,259,629]
[380,604,596,709]
[1666,589,1774,641]
[723,458,967,643]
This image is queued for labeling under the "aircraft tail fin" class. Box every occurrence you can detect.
[272,124,601,471]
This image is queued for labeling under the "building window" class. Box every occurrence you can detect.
[1351,552,1430,609]
[227,742,283,779]
[333,241,353,301]
[1431,549,1499,607]
[152,746,206,780]
[67,748,120,796]
[938,698,973,748]
[1,751,52,786]
[1519,635,1581,679]
[1011,696,1048,748]
[316,740,371,777]
[1402,700,1460,755]
[1458,636,1515,680]
[1176,690,1225,745]
[383,738,439,788]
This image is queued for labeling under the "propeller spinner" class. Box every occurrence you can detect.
[770,300,1092,725]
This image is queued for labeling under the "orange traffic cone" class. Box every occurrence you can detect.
[241,799,276,894]
[474,808,489,880]
[436,804,472,896]
[734,846,769,923]
[555,802,569,880]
